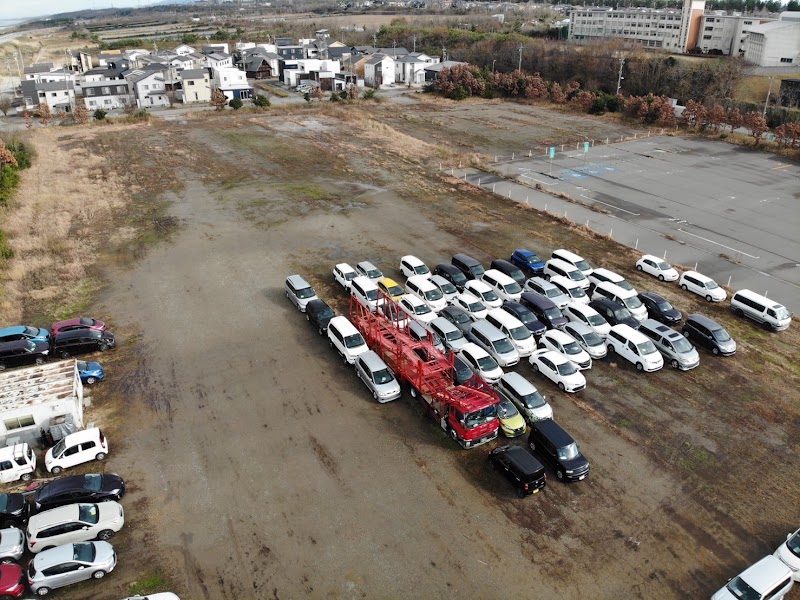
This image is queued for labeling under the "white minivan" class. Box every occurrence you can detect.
[327,316,369,364]
[679,271,726,302]
[591,281,647,321]
[485,309,536,357]
[551,249,593,277]
[544,258,590,290]
[0,443,36,483]
[45,428,109,474]
[549,275,589,305]
[481,269,523,302]
[406,275,447,312]
[731,289,792,332]
[351,276,380,312]
[606,324,664,372]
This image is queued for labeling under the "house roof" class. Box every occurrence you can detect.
[21,80,72,93]
[207,52,231,61]
[80,80,127,88]
[424,60,466,72]
[24,63,54,74]
[747,20,799,33]
[180,68,208,79]
[366,54,393,66]
[127,70,164,84]
[245,57,270,71]
[0,360,79,412]
[395,55,424,63]
[377,47,409,56]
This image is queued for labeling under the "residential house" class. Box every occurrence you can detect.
[203,43,230,55]
[205,52,233,69]
[80,80,132,111]
[244,53,274,79]
[174,44,196,55]
[23,63,55,80]
[394,54,429,85]
[276,45,305,62]
[67,50,93,74]
[126,70,170,108]
[179,69,212,103]
[19,80,76,114]
[212,66,252,100]
[423,60,467,82]
[334,71,359,91]
[377,46,410,57]
[364,54,395,88]
[96,51,124,66]
[282,59,341,89]
[236,42,256,51]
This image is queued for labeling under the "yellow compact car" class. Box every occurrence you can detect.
[497,397,527,437]
[378,277,405,301]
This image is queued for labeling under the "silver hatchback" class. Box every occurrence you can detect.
[355,351,401,403]
[28,541,117,596]
[638,319,700,371]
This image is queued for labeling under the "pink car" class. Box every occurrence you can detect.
[51,317,107,336]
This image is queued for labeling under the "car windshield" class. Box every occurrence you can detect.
[545,288,561,299]
[703,280,718,290]
[344,333,365,349]
[516,311,535,324]
[588,314,606,327]
[637,341,657,355]
[583,331,603,346]
[84,474,102,491]
[568,270,586,282]
[452,312,471,324]
[510,326,530,341]
[482,289,499,302]
[445,329,463,342]
[775,307,791,320]
[658,261,671,271]
[525,253,541,264]
[415,265,430,275]
[625,296,643,309]
[439,281,457,295]
[496,399,519,419]
[317,307,335,319]
[372,368,394,385]
[366,289,378,301]
[508,269,524,282]
[570,286,586,298]
[712,328,731,342]
[451,271,467,285]
[477,355,499,371]
[51,439,66,458]
[73,542,96,563]
[787,531,800,557]
[468,301,485,313]
[520,390,546,408]
[425,289,444,302]
[79,318,96,326]
[557,443,580,461]
[296,287,315,299]
[344,271,356,281]
[78,504,100,525]
[493,339,515,354]
[388,285,403,297]
[557,361,577,376]
[414,304,432,315]
[656,300,674,312]
[725,576,760,600]
[367,269,382,279]
[77,360,88,370]
[505,282,522,295]
[464,405,497,428]
[672,337,693,353]
[617,280,634,291]
[575,259,590,271]
[544,307,562,320]
[24,326,39,336]
[0,493,8,512]
[614,308,633,320]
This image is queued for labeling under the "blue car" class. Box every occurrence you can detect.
[0,325,50,345]
[510,249,545,276]
[77,360,105,384]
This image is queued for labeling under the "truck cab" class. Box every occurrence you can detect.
[0,443,36,484]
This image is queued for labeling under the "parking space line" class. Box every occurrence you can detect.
[676,229,760,259]
[520,174,556,186]
[580,194,640,216]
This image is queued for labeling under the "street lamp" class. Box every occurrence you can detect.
[492,59,497,73]
[763,76,774,118]
[517,46,523,73]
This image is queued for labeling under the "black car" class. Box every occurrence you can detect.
[489,445,547,497]
[440,306,473,335]
[502,301,547,336]
[0,492,28,527]
[638,291,682,325]
[519,292,568,330]
[34,473,125,511]
[306,299,335,335]
[528,419,589,482]
[683,314,737,356]
[490,259,526,286]
[51,329,115,359]
[453,354,474,386]
[451,253,485,281]
[589,298,640,329]
[433,264,468,292]
[0,340,49,370]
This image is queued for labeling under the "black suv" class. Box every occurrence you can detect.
[638,291,682,325]
[589,298,640,329]
[0,340,49,370]
[433,264,468,292]
[489,445,547,497]
[502,301,547,337]
[52,329,115,358]
[34,473,126,511]
[528,419,590,482]
[305,299,335,335]
[683,314,737,356]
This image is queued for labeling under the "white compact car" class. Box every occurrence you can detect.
[564,322,607,360]
[636,254,679,281]
[712,555,793,600]
[327,316,369,365]
[524,277,570,309]
[459,342,503,385]
[453,292,488,321]
[28,542,117,596]
[333,263,358,290]
[606,324,664,372]
[27,502,125,553]
[679,271,727,302]
[464,280,503,309]
[399,255,431,279]
[398,294,436,324]
[563,302,611,338]
[775,527,800,581]
[45,428,109,474]
[538,329,592,370]
[528,349,586,393]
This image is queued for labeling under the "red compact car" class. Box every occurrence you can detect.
[50,318,107,336]
[0,564,26,598]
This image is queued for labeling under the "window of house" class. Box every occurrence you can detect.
[101,87,110,94]
[781,58,794,63]
[104,99,111,104]
[89,101,96,106]
[188,80,195,85]
[4,415,35,430]
[143,84,149,90]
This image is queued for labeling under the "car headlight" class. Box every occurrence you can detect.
[566,469,574,474]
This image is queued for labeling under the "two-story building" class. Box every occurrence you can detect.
[180,69,212,103]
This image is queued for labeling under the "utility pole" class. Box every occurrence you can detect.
[442,46,447,61]
[763,76,774,117]
[373,33,377,47]
[616,56,625,95]
[517,45,523,73]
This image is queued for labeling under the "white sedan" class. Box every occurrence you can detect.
[528,349,586,393]
[398,295,436,324]
[636,255,679,282]
[453,292,488,321]
[538,329,592,370]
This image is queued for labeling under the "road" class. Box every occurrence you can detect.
[461,136,800,311]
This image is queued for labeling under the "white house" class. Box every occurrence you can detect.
[212,66,252,100]
[0,360,84,446]
[19,80,76,114]
[744,19,800,66]
[174,44,196,56]
[282,58,341,88]
[81,79,132,111]
[203,43,230,55]
[394,55,428,85]
[180,68,212,103]
[126,70,170,108]
[205,52,233,69]
[23,63,55,80]
[364,54,395,88]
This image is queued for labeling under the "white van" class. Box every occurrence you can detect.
[466,320,519,367]
[406,275,447,312]
[731,289,792,332]
[45,428,109,474]
[543,258,589,290]
[0,443,36,483]
[606,324,664,372]
[588,267,634,292]
[679,270,726,302]
[399,255,431,279]
[327,316,369,364]
[591,281,647,321]
[351,276,380,312]
[481,269,523,302]
[551,249,593,276]
[549,275,589,305]
[485,309,536,357]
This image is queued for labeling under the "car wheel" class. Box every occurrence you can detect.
[96,529,114,541]
[20,473,32,482]
[36,588,52,597]
[0,364,5,372]
[1,593,15,600]
[658,274,665,281]
[318,327,324,336]
[99,343,110,352]
[762,321,772,331]
[60,351,70,359]
[705,295,713,302]
[532,363,539,373]
[92,570,106,580]
[734,308,744,317]
[409,387,418,398]
[636,362,644,371]
[516,488,527,498]
[0,557,14,565]
[636,265,643,272]
[681,284,688,291]
[712,347,720,356]
[96,452,107,461]
[558,382,565,391]
[449,428,458,442]
[328,340,333,348]
[50,466,63,475]
[372,391,379,401]
[671,359,679,369]
[342,353,348,365]
[86,376,97,385]
[556,469,565,480]
[607,345,615,354]
[35,357,45,365]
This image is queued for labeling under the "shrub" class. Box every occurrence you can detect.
[93,109,107,120]
[229,98,243,110]
[253,94,271,107]
[0,230,12,260]
[2,138,34,169]
[0,165,20,207]
[329,92,339,102]
[588,97,607,115]
[449,86,469,101]
[362,88,377,101]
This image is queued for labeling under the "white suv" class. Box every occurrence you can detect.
[606,324,663,372]
[327,316,369,364]
[712,555,793,600]
[406,275,447,312]
[459,342,503,384]
[528,349,586,393]
[453,292,488,321]
[679,270,727,302]
[398,294,436,324]
[538,329,592,370]
[563,302,611,338]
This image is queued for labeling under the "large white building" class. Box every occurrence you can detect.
[744,15,800,66]
[568,0,706,52]
[698,13,775,55]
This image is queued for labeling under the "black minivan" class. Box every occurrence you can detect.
[52,329,116,359]
[589,298,640,329]
[528,419,590,482]
[490,259,526,286]
[520,292,568,330]
[488,445,547,497]
[451,253,485,281]
[433,263,468,292]
[683,314,737,356]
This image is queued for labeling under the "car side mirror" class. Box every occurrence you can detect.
[789,533,793,540]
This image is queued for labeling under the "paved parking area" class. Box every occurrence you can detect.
[489,137,800,309]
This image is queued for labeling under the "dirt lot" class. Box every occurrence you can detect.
[3,101,799,599]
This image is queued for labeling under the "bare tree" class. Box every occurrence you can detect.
[0,95,12,118]
[37,103,53,126]
[211,89,228,110]
[73,100,90,125]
